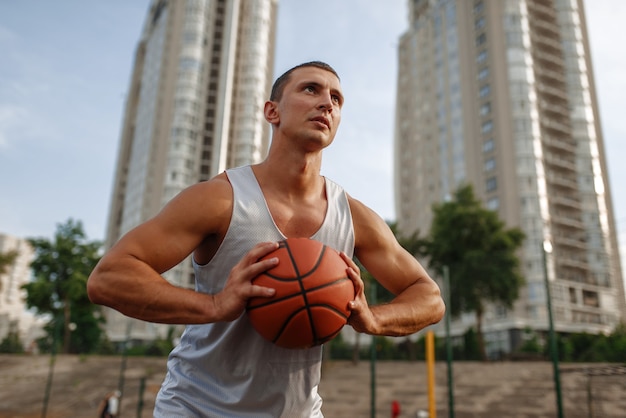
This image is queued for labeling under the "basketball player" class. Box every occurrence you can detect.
[87,61,445,417]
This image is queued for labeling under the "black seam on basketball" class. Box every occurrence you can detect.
[246,292,304,310]
[305,276,351,293]
[246,276,350,311]
[262,240,336,281]
[271,305,309,344]
[258,274,304,282]
[282,240,327,343]
[271,304,347,346]
[307,303,350,320]
[283,239,300,276]
[305,243,326,342]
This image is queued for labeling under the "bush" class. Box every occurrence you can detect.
[0,331,24,354]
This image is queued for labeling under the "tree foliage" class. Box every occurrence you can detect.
[325,321,626,362]
[0,329,24,353]
[22,219,103,354]
[0,249,18,305]
[0,249,18,276]
[420,184,525,359]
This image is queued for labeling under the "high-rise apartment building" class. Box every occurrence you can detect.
[395,0,625,357]
[0,233,42,349]
[104,0,278,342]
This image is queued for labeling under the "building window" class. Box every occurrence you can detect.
[487,196,499,210]
[483,138,494,152]
[486,177,497,192]
[474,1,484,14]
[482,120,493,133]
[477,50,487,64]
[480,102,491,116]
[484,157,495,171]
[475,16,485,30]
[583,290,600,307]
[527,282,543,302]
[478,67,489,80]
[476,33,487,46]
[479,84,490,98]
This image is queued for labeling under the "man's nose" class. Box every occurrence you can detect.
[317,94,333,111]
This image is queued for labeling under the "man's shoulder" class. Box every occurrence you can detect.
[347,195,392,246]
[167,174,234,222]
[190,172,232,195]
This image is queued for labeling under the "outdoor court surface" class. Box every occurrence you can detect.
[0,354,624,417]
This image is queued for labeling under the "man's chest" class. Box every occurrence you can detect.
[266,200,328,238]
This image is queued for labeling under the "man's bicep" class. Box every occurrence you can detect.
[112,219,192,274]
[358,239,424,296]
[115,180,231,272]
[351,198,422,295]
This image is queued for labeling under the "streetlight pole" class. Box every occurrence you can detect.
[117,320,133,417]
[542,240,564,418]
[41,315,61,418]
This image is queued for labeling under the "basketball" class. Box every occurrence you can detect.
[246,237,355,349]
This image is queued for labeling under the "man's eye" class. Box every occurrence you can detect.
[332,95,342,105]
[305,86,315,93]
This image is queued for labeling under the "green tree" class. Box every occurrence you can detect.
[22,219,103,354]
[0,323,24,354]
[421,184,525,360]
[518,328,544,357]
[605,322,626,362]
[0,331,24,353]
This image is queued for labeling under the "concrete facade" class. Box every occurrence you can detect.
[0,233,43,350]
[103,0,278,342]
[395,0,625,356]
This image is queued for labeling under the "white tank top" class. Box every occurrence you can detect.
[155,165,355,417]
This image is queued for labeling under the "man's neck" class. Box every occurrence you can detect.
[253,154,324,199]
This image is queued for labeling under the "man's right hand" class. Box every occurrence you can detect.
[212,241,280,322]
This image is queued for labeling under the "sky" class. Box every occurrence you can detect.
[0,1,625,272]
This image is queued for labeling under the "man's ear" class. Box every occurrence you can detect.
[264,100,279,124]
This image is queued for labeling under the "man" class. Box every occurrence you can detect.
[98,390,120,418]
[88,61,445,417]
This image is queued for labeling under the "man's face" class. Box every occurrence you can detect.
[272,66,344,149]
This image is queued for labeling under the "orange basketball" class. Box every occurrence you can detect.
[246,237,355,349]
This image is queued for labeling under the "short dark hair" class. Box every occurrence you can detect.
[269,61,340,101]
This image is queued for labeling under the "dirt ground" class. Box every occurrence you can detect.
[0,354,166,418]
[1,354,625,417]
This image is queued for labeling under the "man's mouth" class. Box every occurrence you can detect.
[311,116,330,129]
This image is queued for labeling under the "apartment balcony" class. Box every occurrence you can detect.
[541,119,571,138]
[526,0,558,22]
[553,234,586,251]
[551,194,582,210]
[531,32,563,56]
[544,153,577,172]
[538,99,569,119]
[530,18,561,39]
[542,135,576,153]
[534,52,565,74]
[556,256,590,271]
[571,309,605,325]
[551,213,585,229]
[536,82,569,102]
[546,172,578,190]
[535,67,566,88]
